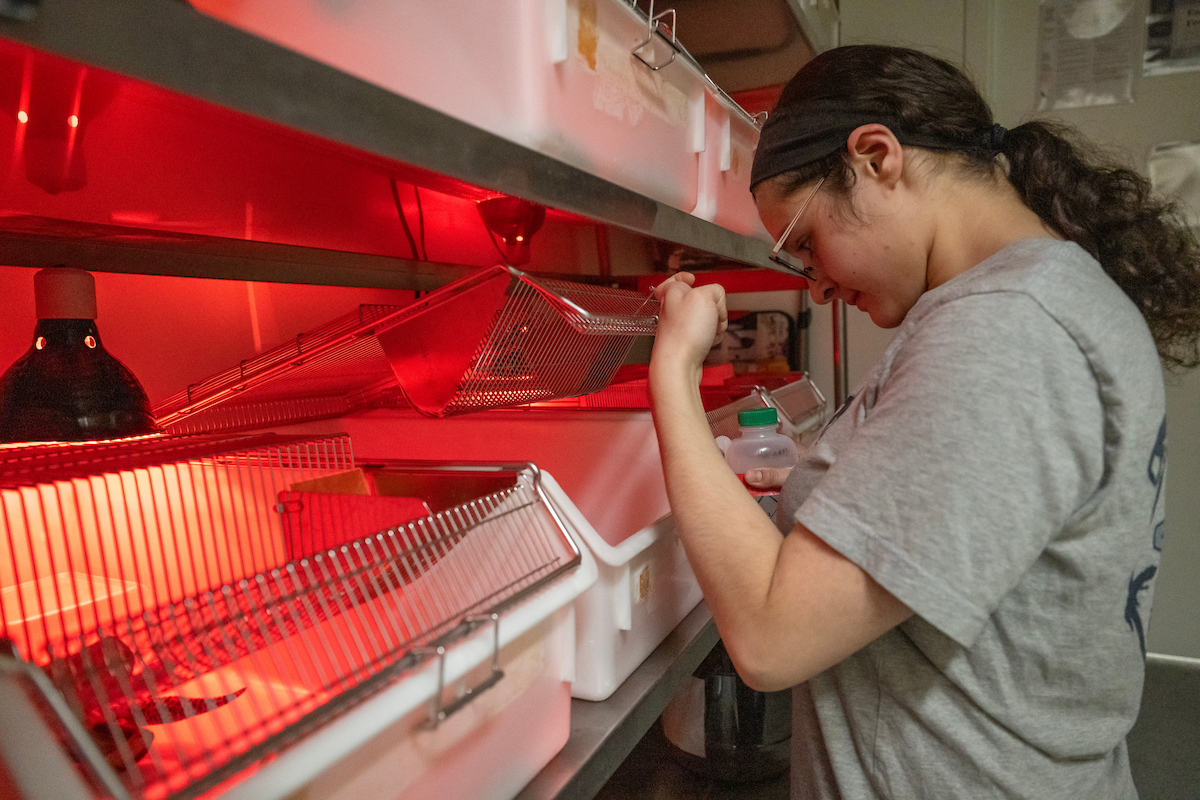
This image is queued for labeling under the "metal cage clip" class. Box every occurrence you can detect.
[419,612,505,729]
[632,0,682,71]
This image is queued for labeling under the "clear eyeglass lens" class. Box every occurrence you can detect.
[769,251,812,278]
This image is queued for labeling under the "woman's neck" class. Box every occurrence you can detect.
[924,174,1061,290]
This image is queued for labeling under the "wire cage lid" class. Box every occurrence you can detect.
[0,432,338,488]
[0,446,586,800]
[153,265,659,434]
[376,265,658,417]
[705,374,828,442]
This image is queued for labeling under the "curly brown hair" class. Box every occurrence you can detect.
[762,45,1200,369]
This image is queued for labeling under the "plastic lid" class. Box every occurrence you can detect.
[737,407,778,427]
[34,267,97,320]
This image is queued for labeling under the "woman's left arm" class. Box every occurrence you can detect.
[649,275,912,691]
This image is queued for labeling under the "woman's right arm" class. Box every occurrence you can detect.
[649,275,911,690]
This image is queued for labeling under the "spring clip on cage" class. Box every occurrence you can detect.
[631,0,683,71]
[0,435,581,800]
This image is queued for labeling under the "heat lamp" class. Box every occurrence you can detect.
[476,196,546,266]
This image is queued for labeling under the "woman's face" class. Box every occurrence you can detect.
[756,177,929,329]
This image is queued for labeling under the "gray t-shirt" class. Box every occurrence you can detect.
[779,239,1166,799]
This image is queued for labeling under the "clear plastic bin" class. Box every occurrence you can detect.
[0,439,596,800]
[695,86,772,240]
[188,0,708,214]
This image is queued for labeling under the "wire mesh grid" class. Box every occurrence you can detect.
[154,306,408,436]
[770,374,827,437]
[154,266,659,432]
[443,273,657,416]
[0,436,580,800]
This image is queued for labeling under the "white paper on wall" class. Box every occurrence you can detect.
[1145,0,1200,76]
[1149,138,1200,229]
[1037,0,1145,109]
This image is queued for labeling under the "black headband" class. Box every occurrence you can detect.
[750,100,1005,189]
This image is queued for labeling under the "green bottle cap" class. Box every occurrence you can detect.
[737,407,778,427]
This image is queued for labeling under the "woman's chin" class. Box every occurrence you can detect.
[864,302,905,329]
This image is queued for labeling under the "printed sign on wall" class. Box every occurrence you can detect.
[1149,138,1200,230]
[1145,0,1200,76]
[1037,0,1145,109]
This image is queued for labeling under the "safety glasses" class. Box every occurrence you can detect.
[767,174,825,279]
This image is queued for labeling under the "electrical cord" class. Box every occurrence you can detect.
[390,177,421,261]
[413,186,428,261]
[485,227,510,265]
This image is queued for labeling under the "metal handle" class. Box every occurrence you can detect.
[419,613,504,728]
[0,653,134,800]
[631,0,681,70]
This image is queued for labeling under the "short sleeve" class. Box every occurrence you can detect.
[795,292,1105,648]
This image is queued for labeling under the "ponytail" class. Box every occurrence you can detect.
[757,45,1200,369]
[1004,121,1200,369]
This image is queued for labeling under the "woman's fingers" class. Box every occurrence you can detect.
[650,273,731,374]
[744,467,793,488]
[652,271,697,300]
[710,283,728,346]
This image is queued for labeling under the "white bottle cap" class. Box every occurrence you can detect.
[34,267,97,320]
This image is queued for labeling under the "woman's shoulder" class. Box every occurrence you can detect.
[939,238,1110,303]
[893,237,1163,401]
[914,238,1153,351]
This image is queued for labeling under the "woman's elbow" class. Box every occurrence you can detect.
[722,632,809,692]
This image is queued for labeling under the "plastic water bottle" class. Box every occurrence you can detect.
[723,407,798,497]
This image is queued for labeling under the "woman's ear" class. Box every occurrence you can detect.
[845,124,904,189]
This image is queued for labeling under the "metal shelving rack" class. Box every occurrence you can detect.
[0,0,775,290]
[0,2,757,797]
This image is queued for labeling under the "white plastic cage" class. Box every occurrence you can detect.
[0,435,582,800]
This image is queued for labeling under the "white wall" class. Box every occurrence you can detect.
[829,0,1200,657]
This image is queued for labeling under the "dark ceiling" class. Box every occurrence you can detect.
[632,0,817,94]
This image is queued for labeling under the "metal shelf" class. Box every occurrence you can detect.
[0,0,775,287]
[0,213,478,290]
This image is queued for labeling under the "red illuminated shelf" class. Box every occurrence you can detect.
[0,0,779,287]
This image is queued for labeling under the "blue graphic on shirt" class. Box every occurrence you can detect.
[1125,566,1157,657]
[1125,417,1168,656]
[1147,417,1167,542]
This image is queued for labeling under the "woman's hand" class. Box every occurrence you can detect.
[649,272,729,380]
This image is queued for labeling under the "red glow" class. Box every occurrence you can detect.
[0,37,612,275]
[0,458,295,662]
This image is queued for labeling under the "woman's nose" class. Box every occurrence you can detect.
[809,276,837,305]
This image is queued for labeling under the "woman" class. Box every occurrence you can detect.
[649,45,1200,798]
